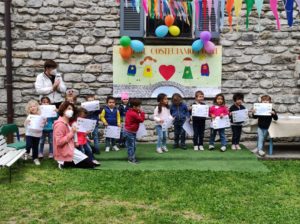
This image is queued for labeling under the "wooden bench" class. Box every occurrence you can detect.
[0,135,26,182]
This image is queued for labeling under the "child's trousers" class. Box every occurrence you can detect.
[257,127,268,151]
[209,128,227,146]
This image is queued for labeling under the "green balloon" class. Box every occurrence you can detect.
[120,36,131,47]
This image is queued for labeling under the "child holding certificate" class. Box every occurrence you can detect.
[154,93,173,154]
[24,100,45,165]
[191,91,207,151]
[209,94,229,152]
[229,93,246,151]
[100,96,121,152]
[118,92,130,148]
[251,95,278,157]
[170,93,189,150]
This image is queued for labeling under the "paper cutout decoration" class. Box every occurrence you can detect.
[245,0,255,30]
[182,57,193,79]
[201,63,210,76]
[232,109,249,123]
[270,0,281,30]
[104,126,121,139]
[226,0,234,30]
[159,65,176,81]
[234,0,243,31]
[40,105,57,118]
[253,103,272,116]
[77,118,97,133]
[284,0,294,27]
[220,0,226,29]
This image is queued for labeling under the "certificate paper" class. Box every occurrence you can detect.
[211,115,230,129]
[136,123,148,139]
[27,115,45,130]
[183,119,194,136]
[77,118,97,133]
[81,100,100,112]
[104,126,121,139]
[40,105,57,118]
[232,109,248,123]
[254,103,272,116]
[192,105,209,117]
[162,117,174,131]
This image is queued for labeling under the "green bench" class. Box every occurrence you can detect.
[0,124,26,150]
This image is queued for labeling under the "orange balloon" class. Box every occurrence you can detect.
[165,15,174,27]
[119,47,133,60]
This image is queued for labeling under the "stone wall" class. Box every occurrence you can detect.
[0,0,300,142]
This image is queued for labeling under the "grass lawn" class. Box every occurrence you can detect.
[0,144,300,224]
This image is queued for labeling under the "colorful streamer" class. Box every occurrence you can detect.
[226,0,234,30]
[234,0,242,31]
[203,0,207,30]
[270,0,281,30]
[245,0,254,30]
[220,0,225,29]
[213,0,219,31]
[284,0,294,27]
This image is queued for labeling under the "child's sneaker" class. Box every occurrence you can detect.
[128,158,139,164]
[48,153,53,159]
[23,153,29,161]
[231,145,237,150]
[220,146,227,152]
[105,147,110,152]
[209,145,215,150]
[194,146,199,151]
[38,153,43,158]
[251,148,258,154]
[258,150,266,157]
[113,145,120,151]
[236,145,242,150]
[162,146,168,152]
[199,145,204,151]
[33,159,41,166]
[156,147,163,154]
[92,160,101,166]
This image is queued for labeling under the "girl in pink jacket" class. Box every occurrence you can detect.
[209,94,229,152]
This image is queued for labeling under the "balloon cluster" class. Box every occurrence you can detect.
[119,36,145,60]
[192,31,216,54]
[155,15,180,38]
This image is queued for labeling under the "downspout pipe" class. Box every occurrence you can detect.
[4,0,13,125]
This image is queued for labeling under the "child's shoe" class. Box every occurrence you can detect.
[209,145,215,150]
[194,146,199,151]
[236,145,242,150]
[105,147,110,152]
[48,153,53,159]
[162,146,168,152]
[156,147,163,154]
[23,153,29,161]
[231,145,237,150]
[220,146,227,152]
[38,153,43,159]
[92,160,101,166]
[113,145,120,151]
[33,159,41,166]
[199,145,204,151]
[251,148,258,154]
[258,150,266,157]
[128,158,139,164]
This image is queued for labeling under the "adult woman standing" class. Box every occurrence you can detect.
[53,101,96,169]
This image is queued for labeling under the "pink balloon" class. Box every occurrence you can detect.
[200,31,212,43]
[204,41,216,54]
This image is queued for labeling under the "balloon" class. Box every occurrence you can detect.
[120,36,131,47]
[168,25,180,36]
[155,25,169,38]
[200,31,211,43]
[165,15,175,26]
[130,40,144,53]
[119,47,133,60]
[192,39,204,52]
[204,41,216,54]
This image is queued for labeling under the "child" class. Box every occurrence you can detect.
[24,100,45,165]
[170,93,189,149]
[124,98,145,164]
[154,93,173,153]
[38,97,58,159]
[191,91,207,151]
[100,96,121,152]
[229,93,246,150]
[118,92,130,148]
[74,107,100,165]
[85,95,101,154]
[209,93,229,152]
[65,89,77,105]
[252,95,278,157]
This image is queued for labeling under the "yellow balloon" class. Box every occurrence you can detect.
[168,25,180,36]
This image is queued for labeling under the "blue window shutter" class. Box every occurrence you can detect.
[195,0,220,39]
[120,0,145,37]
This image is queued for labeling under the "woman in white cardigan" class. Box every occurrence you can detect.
[35,60,66,108]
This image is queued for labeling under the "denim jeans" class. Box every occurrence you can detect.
[26,136,40,160]
[173,120,186,146]
[231,125,242,145]
[257,127,268,151]
[91,125,100,154]
[156,125,167,148]
[209,128,227,146]
[105,138,116,148]
[79,143,94,161]
[124,131,136,160]
[39,130,53,155]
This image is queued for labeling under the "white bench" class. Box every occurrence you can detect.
[0,135,26,182]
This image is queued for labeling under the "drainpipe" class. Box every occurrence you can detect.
[4,0,13,125]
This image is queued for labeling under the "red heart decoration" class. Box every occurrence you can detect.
[159,65,176,81]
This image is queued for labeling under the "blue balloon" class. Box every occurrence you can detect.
[130,40,144,53]
[155,25,168,38]
[192,39,204,52]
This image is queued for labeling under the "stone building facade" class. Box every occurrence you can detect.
[0,0,300,142]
